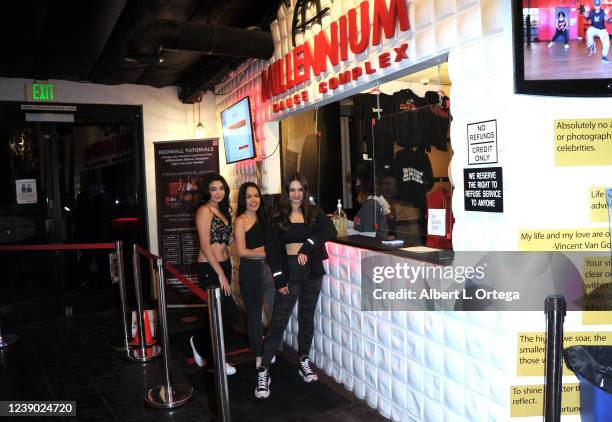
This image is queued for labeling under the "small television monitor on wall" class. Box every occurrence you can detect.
[513,0,612,96]
[220,97,256,164]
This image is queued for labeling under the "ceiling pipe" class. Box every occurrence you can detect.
[124,18,274,63]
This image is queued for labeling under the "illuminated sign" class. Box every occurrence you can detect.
[261,0,411,113]
[25,82,56,102]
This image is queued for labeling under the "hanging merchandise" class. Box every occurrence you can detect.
[393,147,433,230]
[426,188,454,249]
[392,89,425,148]
[353,93,395,165]
[420,91,451,152]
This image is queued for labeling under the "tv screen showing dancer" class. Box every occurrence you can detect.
[522,0,612,80]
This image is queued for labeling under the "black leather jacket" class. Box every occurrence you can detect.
[265,209,337,289]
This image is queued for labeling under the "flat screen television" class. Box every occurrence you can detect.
[513,0,612,96]
[220,97,256,164]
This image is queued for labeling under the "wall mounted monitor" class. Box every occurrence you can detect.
[220,97,256,164]
[513,0,612,96]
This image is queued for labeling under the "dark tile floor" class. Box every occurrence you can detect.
[0,310,388,422]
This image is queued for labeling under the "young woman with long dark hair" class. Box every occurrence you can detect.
[189,173,240,375]
[234,182,277,368]
[254,173,337,399]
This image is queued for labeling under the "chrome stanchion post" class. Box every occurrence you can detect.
[127,244,160,362]
[207,286,231,422]
[111,241,132,353]
[145,259,193,408]
[0,320,18,350]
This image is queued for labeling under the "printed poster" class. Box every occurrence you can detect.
[16,179,37,204]
[154,139,219,307]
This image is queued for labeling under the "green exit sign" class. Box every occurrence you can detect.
[25,82,56,102]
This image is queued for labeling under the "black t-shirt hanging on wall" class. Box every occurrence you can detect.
[353,93,395,164]
[393,147,433,212]
[419,91,451,152]
[392,89,425,148]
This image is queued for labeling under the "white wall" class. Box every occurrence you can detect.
[0,77,218,253]
[449,1,612,252]
[447,2,611,421]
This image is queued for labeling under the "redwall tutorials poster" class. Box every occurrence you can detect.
[154,139,219,307]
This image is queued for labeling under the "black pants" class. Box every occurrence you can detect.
[193,260,240,363]
[261,256,322,366]
[239,258,276,357]
[551,28,569,43]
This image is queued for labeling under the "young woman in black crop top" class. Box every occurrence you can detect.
[234,182,277,368]
[189,173,239,375]
[255,173,337,399]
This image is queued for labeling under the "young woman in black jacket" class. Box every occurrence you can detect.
[255,172,337,399]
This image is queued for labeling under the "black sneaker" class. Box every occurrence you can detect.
[298,356,318,383]
[602,56,609,64]
[255,367,271,399]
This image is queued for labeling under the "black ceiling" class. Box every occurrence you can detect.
[0,0,280,103]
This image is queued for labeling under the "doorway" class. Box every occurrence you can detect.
[0,102,147,325]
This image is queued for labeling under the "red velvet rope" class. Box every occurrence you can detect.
[135,245,160,261]
[163,261,207,302]
[134,245,207,301]
[0,242,116,251]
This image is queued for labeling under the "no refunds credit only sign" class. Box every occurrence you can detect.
[467,119,498,165]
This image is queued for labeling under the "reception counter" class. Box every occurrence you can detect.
[282,239,513,422]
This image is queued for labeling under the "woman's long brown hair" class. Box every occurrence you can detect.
[274,172,319,230]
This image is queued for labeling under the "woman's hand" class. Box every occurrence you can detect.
[298,253,308,265]
[278,286,289,295]
[253,246,266,258]
[218,273,232,296]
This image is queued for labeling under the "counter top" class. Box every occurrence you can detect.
[330,235,454,265]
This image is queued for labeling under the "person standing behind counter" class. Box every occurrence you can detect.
[234,182,277,368]
[254,173,337,399]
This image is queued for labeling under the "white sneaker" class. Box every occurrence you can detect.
[189,336,206,368]
[564,44,569,49]
[255,367,271,399]
[548,42,553,48]
[298,356,318,383]
[271,355,276,364]
[226,363,237,376]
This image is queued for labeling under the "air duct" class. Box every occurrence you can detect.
[124,18,274,63]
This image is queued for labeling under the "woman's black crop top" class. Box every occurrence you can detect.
[280,223,310,245]
[210,215,231,245]
[245,220,265,249]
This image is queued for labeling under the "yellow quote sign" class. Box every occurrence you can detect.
[554,118,612,166]
[583,256,612,314]
[519,228,611,251]
[510,384,580,417]
[583,311,612,325]
[589,187,611,222]
[583,256,611,295]
[517,331,612,376]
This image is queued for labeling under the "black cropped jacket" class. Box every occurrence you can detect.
[265,209,337,289]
